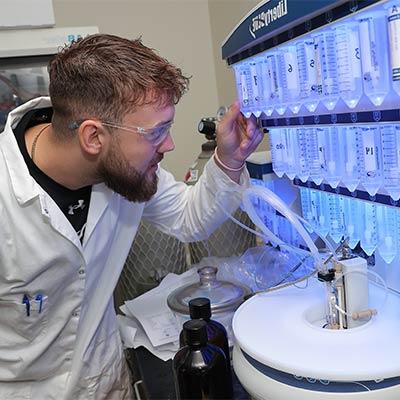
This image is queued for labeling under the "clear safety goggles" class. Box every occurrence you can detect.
[69,119,173,146]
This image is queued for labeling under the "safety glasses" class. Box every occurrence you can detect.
[69,119,173,146]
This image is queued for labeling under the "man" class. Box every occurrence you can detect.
[0,34,263,399]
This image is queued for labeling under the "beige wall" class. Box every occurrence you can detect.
[52,0,262,179]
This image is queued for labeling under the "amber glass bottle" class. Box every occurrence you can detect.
[173,319,233,399]
[179,297,231,368]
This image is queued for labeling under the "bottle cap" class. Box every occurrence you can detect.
[189,297,211,320]
[183,319,208,346]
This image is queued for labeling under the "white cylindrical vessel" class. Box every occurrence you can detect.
[233,279,400,400]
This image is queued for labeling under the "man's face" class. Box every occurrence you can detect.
[97,102,175,202]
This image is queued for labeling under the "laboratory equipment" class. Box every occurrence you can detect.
[179,297,232,385]
[324,126,344,188]
[327,193,345,244]
[307,127,326,185]
[269,128,287,177]
[167,266,251,341]
[268,53,285,115]
[312,30,340,111]
[279,44,301,113]
[358,11,390,106]
[388,3,400,97]
[222,0,400,398]
[358,125,384,196]
[334,23,363,108]
[260,55,274,116]
[233,62,252,118]
[340,126,361,192]
[377,203,398,263]
[381,124,400,200]
[343,196,362,249]
[248,58,264,117]
[296,38,319,112]
[173,319,233,400]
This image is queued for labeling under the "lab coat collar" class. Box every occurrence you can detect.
[0,97,52,205]
[1,97,115,245]
[83,183,114,246]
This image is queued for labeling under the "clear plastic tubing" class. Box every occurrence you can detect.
[360,201,378,256]
[280,45,301,113]
[324,126,344,188]
[307,127,326,185]
[376,203,397,264]
[248,58,263,117]
[269,128,287,178]
[296,38,319,112]
[358,12,390,106]
[312,30,340,111]
[381,124,400,201]
[233,61,252,118]
[387,3,400,97]
[327,193,345,244]
[241,185,324,271]
[340,126,361,193]
[358,126,384,196]
[334,23,363,108]
[343,196,361,249]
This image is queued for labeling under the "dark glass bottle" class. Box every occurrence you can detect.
[173,319,233,400]
[179,297,231,372]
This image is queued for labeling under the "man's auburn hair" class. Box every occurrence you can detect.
[48,33,190,137]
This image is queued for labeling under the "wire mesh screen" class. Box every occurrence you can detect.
[114,221,188,309]
[189,209,256,264]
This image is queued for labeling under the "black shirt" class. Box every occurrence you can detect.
[14,107,92,242]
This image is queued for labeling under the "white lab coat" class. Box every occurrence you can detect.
[0,97,249,399]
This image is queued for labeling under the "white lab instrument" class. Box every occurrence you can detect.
[224,1,400,399]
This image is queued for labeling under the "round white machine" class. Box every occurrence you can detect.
[232,278,400,399]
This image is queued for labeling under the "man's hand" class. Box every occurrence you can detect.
[214,100,265,182]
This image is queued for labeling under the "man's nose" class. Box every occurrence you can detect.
[157,132,175,153]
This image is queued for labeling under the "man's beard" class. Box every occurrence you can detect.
[98,140,160,203]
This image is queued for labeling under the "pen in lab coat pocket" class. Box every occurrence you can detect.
[35,294,43,313]
[22,294,30,316]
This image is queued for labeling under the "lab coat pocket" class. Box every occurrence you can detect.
[0,295,49,344]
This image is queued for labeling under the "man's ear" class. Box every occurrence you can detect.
[77,120,106,155]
